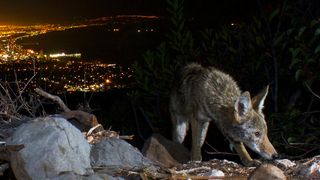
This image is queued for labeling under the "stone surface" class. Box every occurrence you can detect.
[91,138,155,174]
[84,173,126,180]
[198,169,225,178]
[276,159,296,169]
[248,163,286,180]
[141,133,190,167]
[296,157,320,180]
[49,172,125,180]
[7,116,93,179]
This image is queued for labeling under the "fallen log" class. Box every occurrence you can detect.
[61,110,98,131]
[35,88,98,131]
[34,88,70,112]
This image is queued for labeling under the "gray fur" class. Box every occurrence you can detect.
[170,63,277,165]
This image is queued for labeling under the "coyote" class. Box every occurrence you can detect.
[170,63,278,166]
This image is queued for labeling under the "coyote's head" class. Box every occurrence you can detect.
[228,85,278,160]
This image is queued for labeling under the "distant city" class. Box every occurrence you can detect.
[0,58,133,94]
[0,15,160,93]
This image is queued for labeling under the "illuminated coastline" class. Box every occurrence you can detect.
[0,15,160,62]
[0,15,161,93]
[0,58,133,93]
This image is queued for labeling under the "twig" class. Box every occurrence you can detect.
[205,142,238,156]
[130,101,146,141]
[17,72,38,97]
[15,72,38,114]
[34,88,71,112]
[0,113,21,121]
[119,135,134,140]
[285,147,320,160]
[302,110,320,114]
[87,124,104,136]
[138,106,155,131]
[278,142,308,152]
[205,151,239,156]
[305,83,320,100]
[289,142,320,148]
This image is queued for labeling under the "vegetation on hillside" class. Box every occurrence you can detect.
[132,0,320,158]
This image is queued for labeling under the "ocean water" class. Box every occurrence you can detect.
[17,24,163,65]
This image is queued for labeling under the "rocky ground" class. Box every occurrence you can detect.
[116,156,319,179]
[1,116,319,179]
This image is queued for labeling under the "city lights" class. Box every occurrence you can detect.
[0,24,88,61]
[49,53,81,58]
[0,23,134,93]
[0,59,133,93]
[0,15,159,93]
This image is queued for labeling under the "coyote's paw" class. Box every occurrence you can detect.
[243,159,261,167]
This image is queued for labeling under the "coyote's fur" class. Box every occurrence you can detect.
[170,63,277,166]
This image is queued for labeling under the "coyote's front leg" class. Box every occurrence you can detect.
[233,141,261,166]
[191,119,209,161]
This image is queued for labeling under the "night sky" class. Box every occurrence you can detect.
[0,0,165,24]
[0,0,258,25]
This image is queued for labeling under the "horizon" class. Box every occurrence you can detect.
[0,14,161,26]
[0,0,259,25]
[0,0,166,25]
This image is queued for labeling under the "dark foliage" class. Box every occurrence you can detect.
[132,0,320,158]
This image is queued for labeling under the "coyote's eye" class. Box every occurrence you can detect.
[255,131,261,137]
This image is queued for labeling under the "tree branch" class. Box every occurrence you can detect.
[34,88,70,112]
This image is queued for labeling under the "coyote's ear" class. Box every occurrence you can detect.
[234,91,252,120]
[252,85,269,113]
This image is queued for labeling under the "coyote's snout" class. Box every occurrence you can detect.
[170,63,277,166]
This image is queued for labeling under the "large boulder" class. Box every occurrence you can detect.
[7,116,93,179]
[141,134,190,167]
[91,138,155,175]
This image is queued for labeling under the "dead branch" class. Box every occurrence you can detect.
[0,144,25,152]
[35,88,99,132]
[61,110,98,127]
[14,72,38,115]
[61,110,99,131]
[34,88,71,112]
[0,144,24,161]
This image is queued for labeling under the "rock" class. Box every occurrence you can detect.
[222,159,240,166]
[276,159,296,169]
[296,157,320,179]
[198,169,225,179]
[49,172,125,180]
[7,116,93,180]
[84,173,126,180]
[91,138,155,175]
[141,133,190,167]
[50,172,80,180]
[248,163,286,180]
